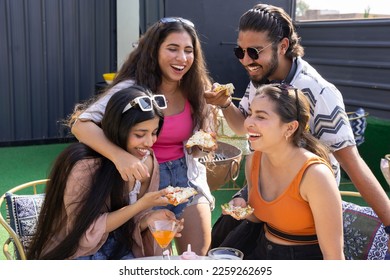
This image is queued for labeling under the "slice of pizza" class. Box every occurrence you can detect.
[221,203,254,220]
[212,83,235,96]
[165,186,198,206]
[185,130,217,149]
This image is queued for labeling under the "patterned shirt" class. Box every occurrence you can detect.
[238,57,356,183]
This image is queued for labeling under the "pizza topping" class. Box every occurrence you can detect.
[165,186,198,206]
[212,83,235,96]
[221,203,254,219]
[185,130,217,149]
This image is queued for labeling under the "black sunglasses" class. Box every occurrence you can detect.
[122,95,167,113]
[159,17,195,28]
[234,42,273,60]
[275,84,300,121]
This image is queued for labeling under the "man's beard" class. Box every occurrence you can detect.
[250,49,279,88]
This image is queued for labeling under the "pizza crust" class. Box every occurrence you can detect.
[165,186,198,206]
[212,83,235,96]
[185,130,217,149]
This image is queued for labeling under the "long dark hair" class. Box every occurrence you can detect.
[27,85,164,259]
[256,84,330,164]
[239,4,304,59]
[110,18,212,130]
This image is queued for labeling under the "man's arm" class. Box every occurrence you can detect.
[334,145,390,226]
[204,89,247,136]
[221,103,247,136]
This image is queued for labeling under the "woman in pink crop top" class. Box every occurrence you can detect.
[70,18,217,256]
[240,84,344,260]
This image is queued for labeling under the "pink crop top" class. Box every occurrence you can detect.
[153,99,193,163]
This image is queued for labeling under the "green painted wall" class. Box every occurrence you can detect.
[356,117,390,191]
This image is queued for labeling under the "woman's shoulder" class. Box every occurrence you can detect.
[299,150,329,171]
[299,155,338,200]
[110,79,135,93]
[300,153,335,186]
[97,80,136,102]
[144,151,155,163]
[137,150,156,177]
[65,158,103,196]
[302,150,331,169]
[70,158,102,178]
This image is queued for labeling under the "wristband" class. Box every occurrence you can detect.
[218,101,231,110]
[384,225,390,234]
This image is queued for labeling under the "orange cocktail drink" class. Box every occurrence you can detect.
[151,230,176,248]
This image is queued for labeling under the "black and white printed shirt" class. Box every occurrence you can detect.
[238,57,356,183]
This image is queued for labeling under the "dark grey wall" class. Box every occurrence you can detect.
[140,0,164,33]
[298,20,390,119]
[0,0,116,145]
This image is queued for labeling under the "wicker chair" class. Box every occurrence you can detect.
[0,179,48,260]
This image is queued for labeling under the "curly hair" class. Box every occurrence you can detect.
[112,18,213,130]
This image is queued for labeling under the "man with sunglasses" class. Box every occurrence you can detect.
[205,3,390,254]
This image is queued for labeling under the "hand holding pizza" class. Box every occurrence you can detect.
[204,82,235,108]
[221,202,254,220]
[212,82,235,96]
[164,186,198,206]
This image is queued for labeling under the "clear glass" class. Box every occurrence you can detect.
[208,247,244,260]
[148,220,179,259]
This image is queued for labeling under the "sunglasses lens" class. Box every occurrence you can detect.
[160,17,175,24]
[180,18,195,27]
[234,47,245,59]
[246,48,259,60]
[138,97,152,111]
[154,96,167,109]
[160,17,194,27]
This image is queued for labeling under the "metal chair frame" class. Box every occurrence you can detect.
[0,179,48,260]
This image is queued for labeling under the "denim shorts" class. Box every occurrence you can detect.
[251,230,323,260]
[74,235,134,260]
[155,156,209,218]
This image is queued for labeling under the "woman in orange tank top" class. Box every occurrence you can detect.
[241,84,344,260]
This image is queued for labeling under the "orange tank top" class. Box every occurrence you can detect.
[248,151,331,238]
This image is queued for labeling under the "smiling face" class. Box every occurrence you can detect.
[244,95,288,152]
[126,117,160,159]
[237,30,279,84]
[158,31,194,83]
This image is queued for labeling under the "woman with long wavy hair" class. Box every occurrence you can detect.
[27,86,180,259]
[71,17,217,255]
